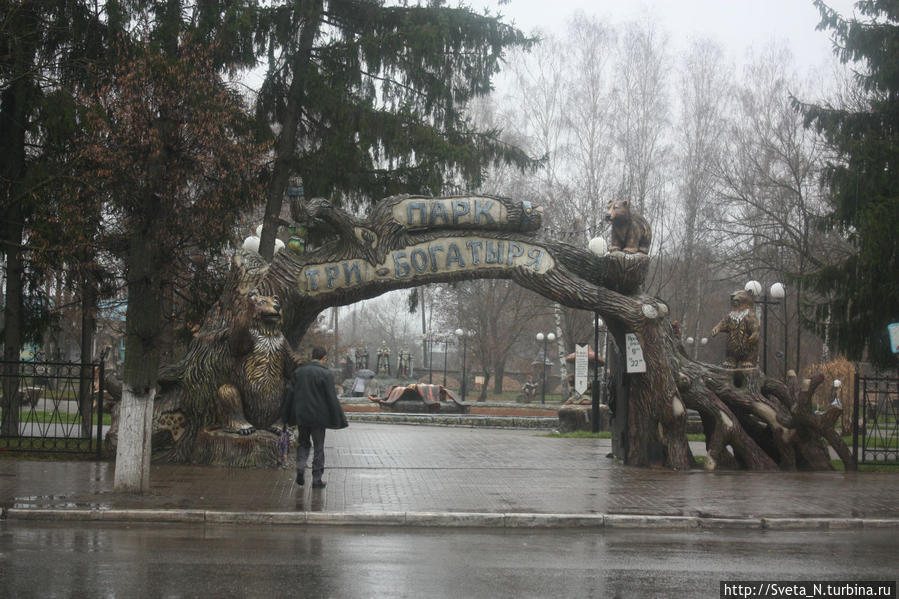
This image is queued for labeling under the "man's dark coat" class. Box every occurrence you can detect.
[281,361,348,430]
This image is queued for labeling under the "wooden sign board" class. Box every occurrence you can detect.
[625,333,647,373]
[574,344,589,394]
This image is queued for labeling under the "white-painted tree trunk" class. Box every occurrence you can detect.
[553,304,569,398]
[113,386,155,493]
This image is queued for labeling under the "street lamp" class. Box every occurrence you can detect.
[454,329,471,402]
[535,332,556,404]
[588,236,607,257]
[745,280,785,375]
[684,336,708,360]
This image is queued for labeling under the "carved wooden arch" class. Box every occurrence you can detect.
[167,195,852,472]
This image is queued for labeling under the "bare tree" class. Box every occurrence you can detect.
[712,44,830,377]
[436,279,550,399]
[561,13,617,240]
[504,34,573,235]
[612,20,671,216]
[670,38,731,345]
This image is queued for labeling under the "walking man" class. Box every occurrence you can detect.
[281,346,348,489]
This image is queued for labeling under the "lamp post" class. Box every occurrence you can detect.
[588,237,608,431]
[454,329,470,402]
[440,334,453,387]
[535,332,556,404]
[421,332,435,383]
[745,280,785,375]
[592,315,603,433]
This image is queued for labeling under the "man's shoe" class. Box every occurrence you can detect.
[295,471,305,486]
[312,480,326,489]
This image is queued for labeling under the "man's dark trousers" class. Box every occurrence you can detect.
[297,426,326,483]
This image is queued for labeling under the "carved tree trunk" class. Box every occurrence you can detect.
[161,195,851,471]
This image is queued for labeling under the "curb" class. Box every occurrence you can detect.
[345,412,558,429]
[5,508,899,530]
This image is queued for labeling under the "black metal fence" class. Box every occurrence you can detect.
[0,360,106,458]
[853,375,899,466]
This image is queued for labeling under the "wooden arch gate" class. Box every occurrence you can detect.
[155,195,852,472]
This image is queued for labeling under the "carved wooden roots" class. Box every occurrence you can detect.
[167,195,850,471]
[192,428,281,467]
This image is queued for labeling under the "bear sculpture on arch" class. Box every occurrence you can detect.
[710,289,761,369]
[605,199,652,254]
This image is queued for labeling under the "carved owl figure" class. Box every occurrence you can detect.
[710,290,760,369]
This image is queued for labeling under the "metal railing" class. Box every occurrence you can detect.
[853,375,899,466]
[0,359,106,458]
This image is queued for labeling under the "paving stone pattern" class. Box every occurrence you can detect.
[1,423,897,520]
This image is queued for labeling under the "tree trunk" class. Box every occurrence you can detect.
[553,304,569,399]
[258,0,324,261]
[0,32,34,437]
[114,230,165,492]
[78,273,97,438]
[493,361,505,394]
[1,225,24,437]
[478,371,491,401]
[114,386,155,492]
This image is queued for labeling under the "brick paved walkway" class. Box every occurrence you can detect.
[2,423,897,520]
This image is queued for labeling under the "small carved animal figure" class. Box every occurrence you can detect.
[710,290,760,368]
[605,199,652,253]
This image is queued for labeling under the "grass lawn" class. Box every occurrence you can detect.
[831,459,899,472]
[842,434,899,450]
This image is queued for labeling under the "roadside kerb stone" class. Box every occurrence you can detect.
[503,513,605,528]
[305,511,407,526]
[5,508,104,521]
[696,517,764,530]
[762,517,864,530]
[100,509,206,523]
[603,514,700,529]
[861,519,899,528]
[4,508,205,523]
[404,511,505,527]
[5,507,899,530]
[205,511,305,525]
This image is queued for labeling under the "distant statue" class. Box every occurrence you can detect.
[355,345,369,370]
[710,290,760,369]
[397,349,412,378]
[605,199,652,254]
[376,342,391,376]
[521,379,539,403]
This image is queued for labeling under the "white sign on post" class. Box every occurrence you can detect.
[625,333,647,373]
[889,323,899,354]
[574,344,589,395]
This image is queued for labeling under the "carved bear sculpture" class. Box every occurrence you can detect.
[212,290,300,435]
[710,290,760,369]
[605,199,652,253]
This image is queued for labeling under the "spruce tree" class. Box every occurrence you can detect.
[254,0,538,259]
[797,0,899,368]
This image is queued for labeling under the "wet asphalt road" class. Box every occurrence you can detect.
[1,522,896,598]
